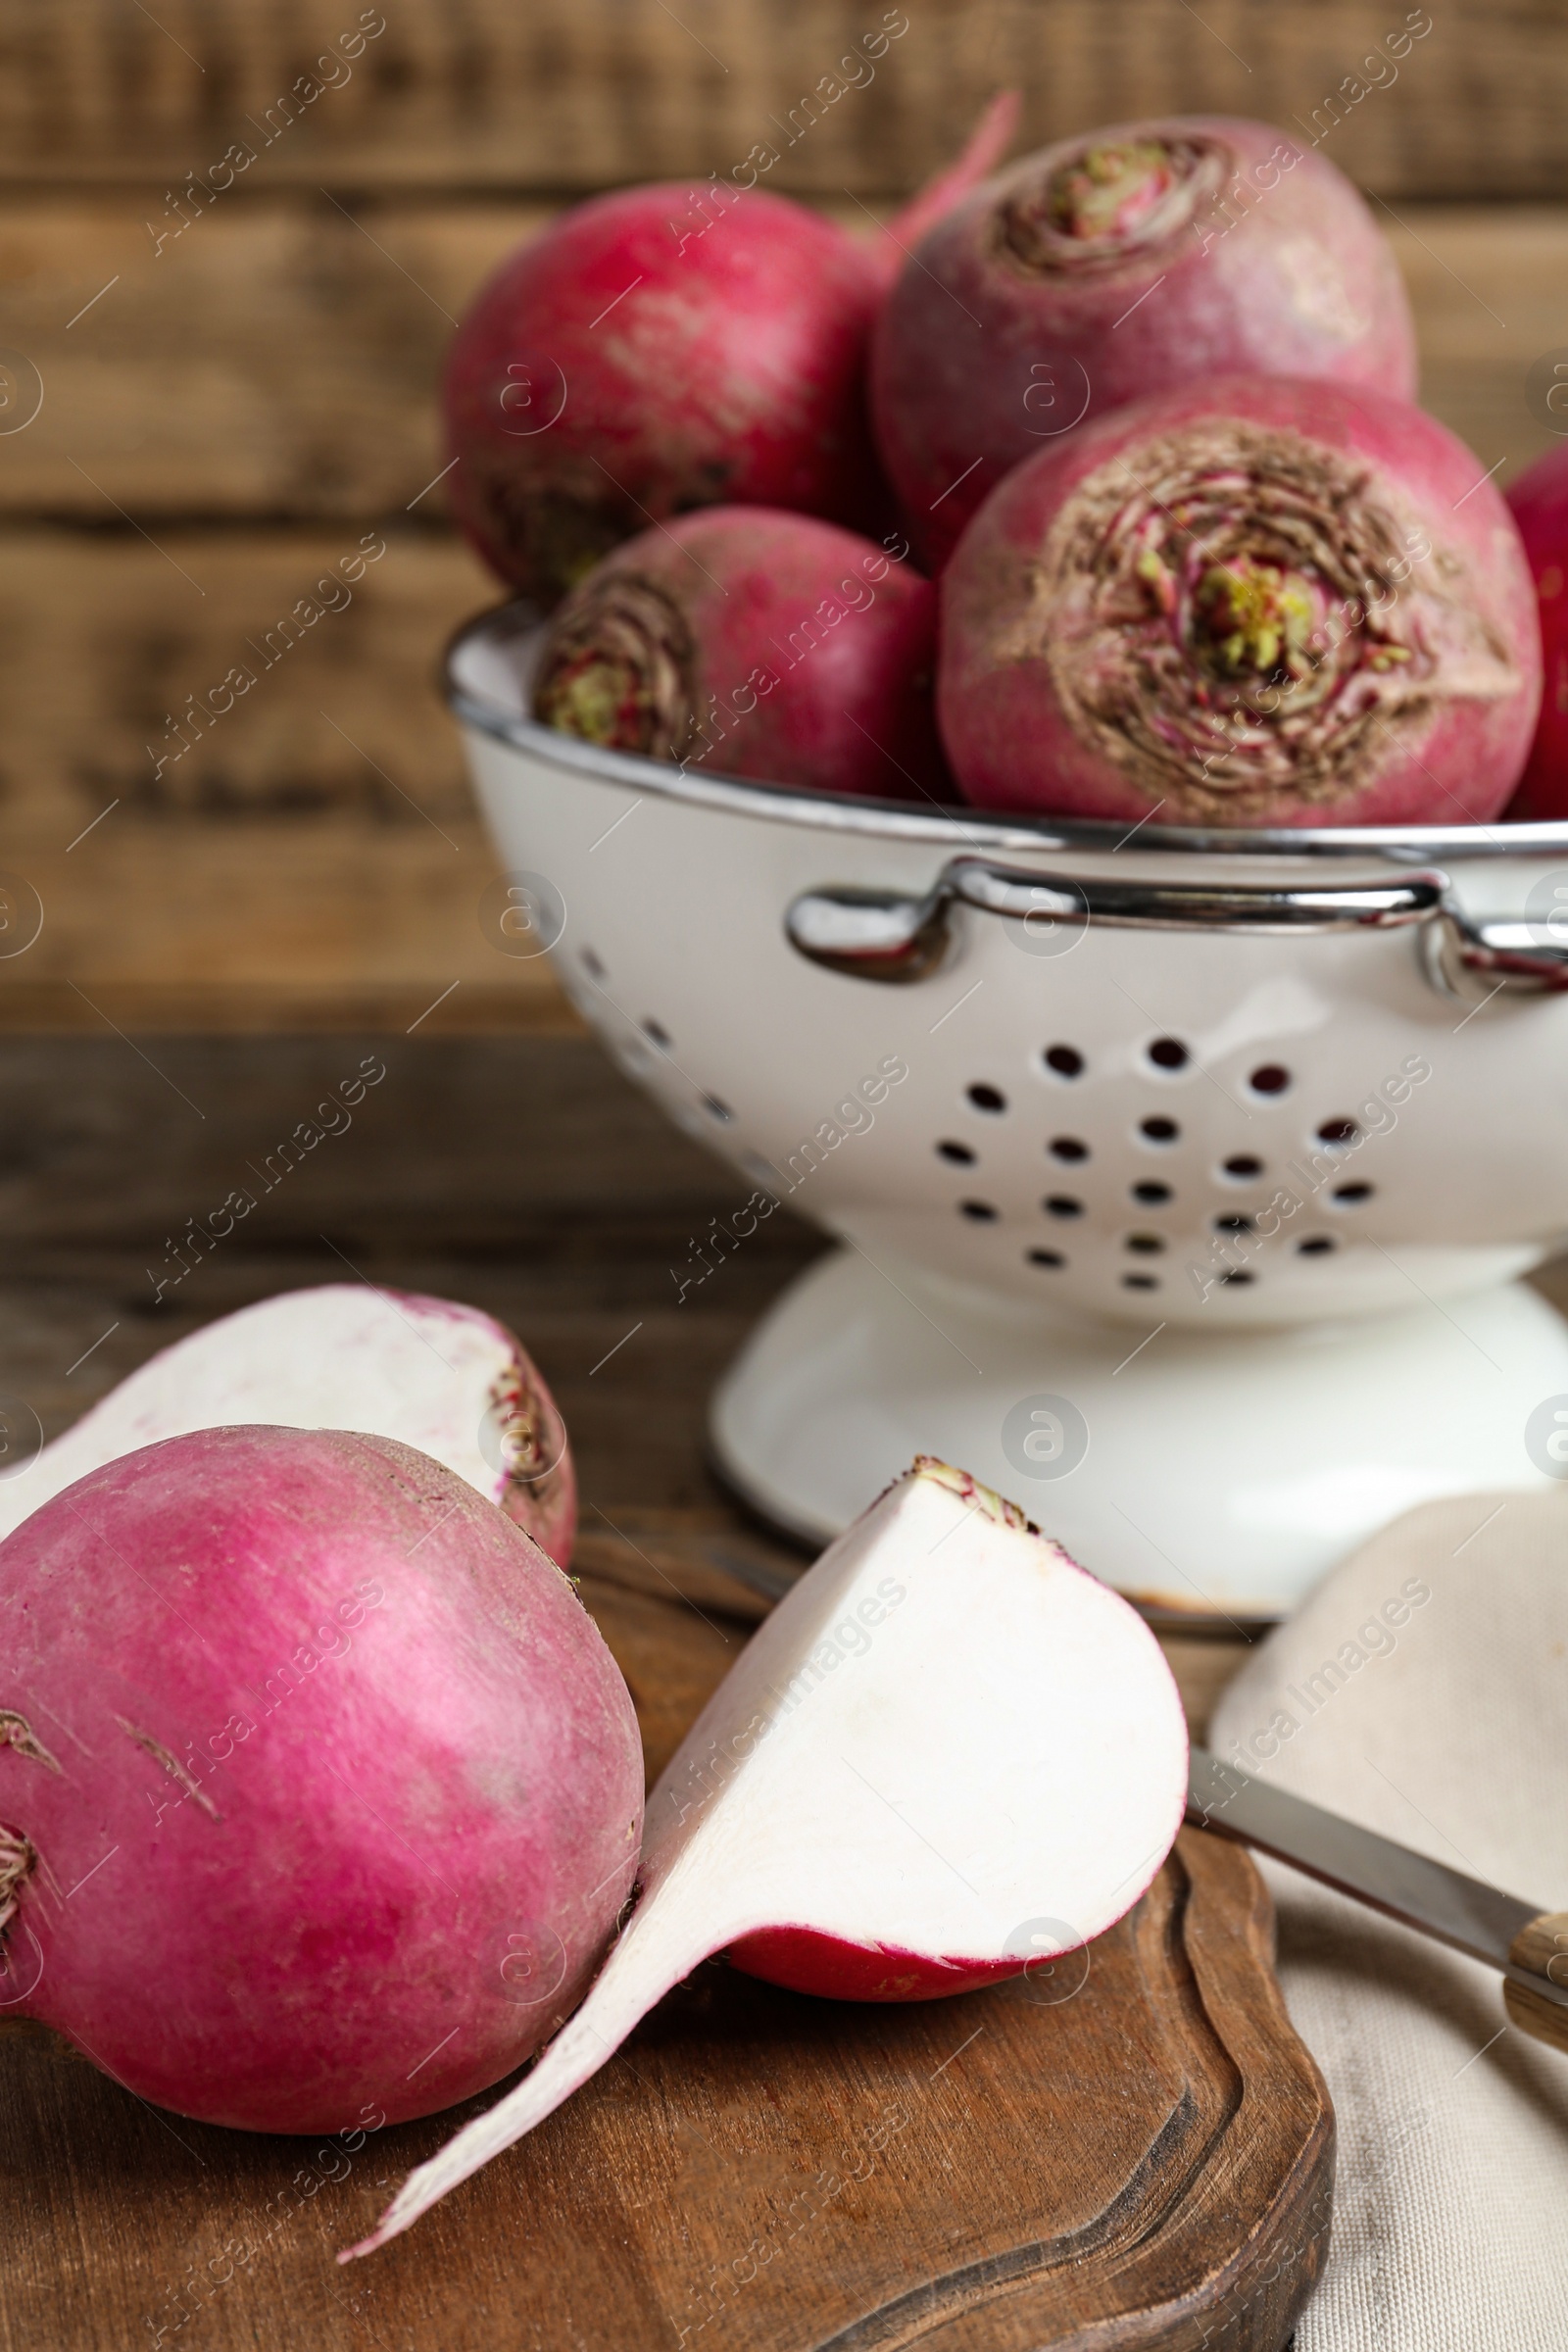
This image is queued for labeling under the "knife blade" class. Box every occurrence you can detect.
[1187,1745,1568,2018]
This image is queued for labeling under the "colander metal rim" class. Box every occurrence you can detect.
[445,600,1568,865]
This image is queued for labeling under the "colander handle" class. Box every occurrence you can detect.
[784,859,1450,983]
[1424,910,1568,1001]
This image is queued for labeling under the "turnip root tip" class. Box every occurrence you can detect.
[875,91,1022,282]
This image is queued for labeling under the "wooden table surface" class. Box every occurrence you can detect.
[0,1029,1265,2349]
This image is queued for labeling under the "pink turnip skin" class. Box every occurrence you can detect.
[724,1924,1015,2000]
[0,1427,642,2133]
[938,374,1542,829]
[1504,442,1568,818]
[531,506,946,800]
[727,1914,1073,2003]
[871,116,1418,571]
[442,98,1020,607]
[445,188,881,607]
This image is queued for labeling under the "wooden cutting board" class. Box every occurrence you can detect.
[1,1828,1331,2352]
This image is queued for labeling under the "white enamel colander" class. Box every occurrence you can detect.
[448,604,1568,1619]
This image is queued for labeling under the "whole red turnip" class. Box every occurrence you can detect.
[531,507,945,799]
[1503,441,1568,818]
[938,374,1540,828]
[872,116,1418,570]
[0,1427,642,2132]
[443,97,1018,606]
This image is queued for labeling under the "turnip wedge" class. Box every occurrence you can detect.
[346,1455,1187,2258]
[1,1284,575,1564]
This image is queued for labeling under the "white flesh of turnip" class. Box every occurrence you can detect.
[0,1285,568,1549]
[348,1456,1188,2257]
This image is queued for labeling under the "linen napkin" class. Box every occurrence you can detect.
[1207,1488,1568,2348]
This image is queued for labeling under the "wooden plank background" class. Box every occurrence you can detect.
[2,1,1567,1030]
[3,1,1567,198]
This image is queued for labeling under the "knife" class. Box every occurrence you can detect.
[1187,1746,1568,2053]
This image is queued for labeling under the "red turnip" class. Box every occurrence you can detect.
[938,374,1541,828]
[0,1286,576,1567]
[1503,442,1568,819]
[875,87,1020,266]
[351,1456,1187,2254]
[531,507,945,799]
[443,97,1019,606]
[871,115,1418,569]
[0,1427,641,2132]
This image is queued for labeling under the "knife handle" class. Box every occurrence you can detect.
[1504,1912,1568,2054]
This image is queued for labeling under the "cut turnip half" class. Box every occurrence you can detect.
[347,1455,1187,2258]
[2,1285,574,1565]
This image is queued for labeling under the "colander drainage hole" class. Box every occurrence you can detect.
[959,1200,1000,1221]
[1125,1233,1165,1254]
[1222,1154,1263,1181]
[581,947,607,981]
[1050,1136,1090,1162]
[967,1082,1007,1113]
[1298,1236,1338,1255]
[703,1095,734,1124]
[1147,1036,1190,1071]
[1043,1045,1086,1079]
[1028,1249,1065,1269]
[642,1017,673,1049]
[1219,1269,1255,1286]
[1140,1115,1180,1145]
[1331,1182,1373,1205]
[1317,1117,1359,1147]
[937,1139,976,1165]
[1213,1214,1254,1234]
[1249,1063,1292,1097]
[1132,1180,1172,1205]
[1122,1274,1160,1291]
[1044,1196,1084,1219]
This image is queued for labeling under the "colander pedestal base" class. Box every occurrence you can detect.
[710,1247,1568,1619]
